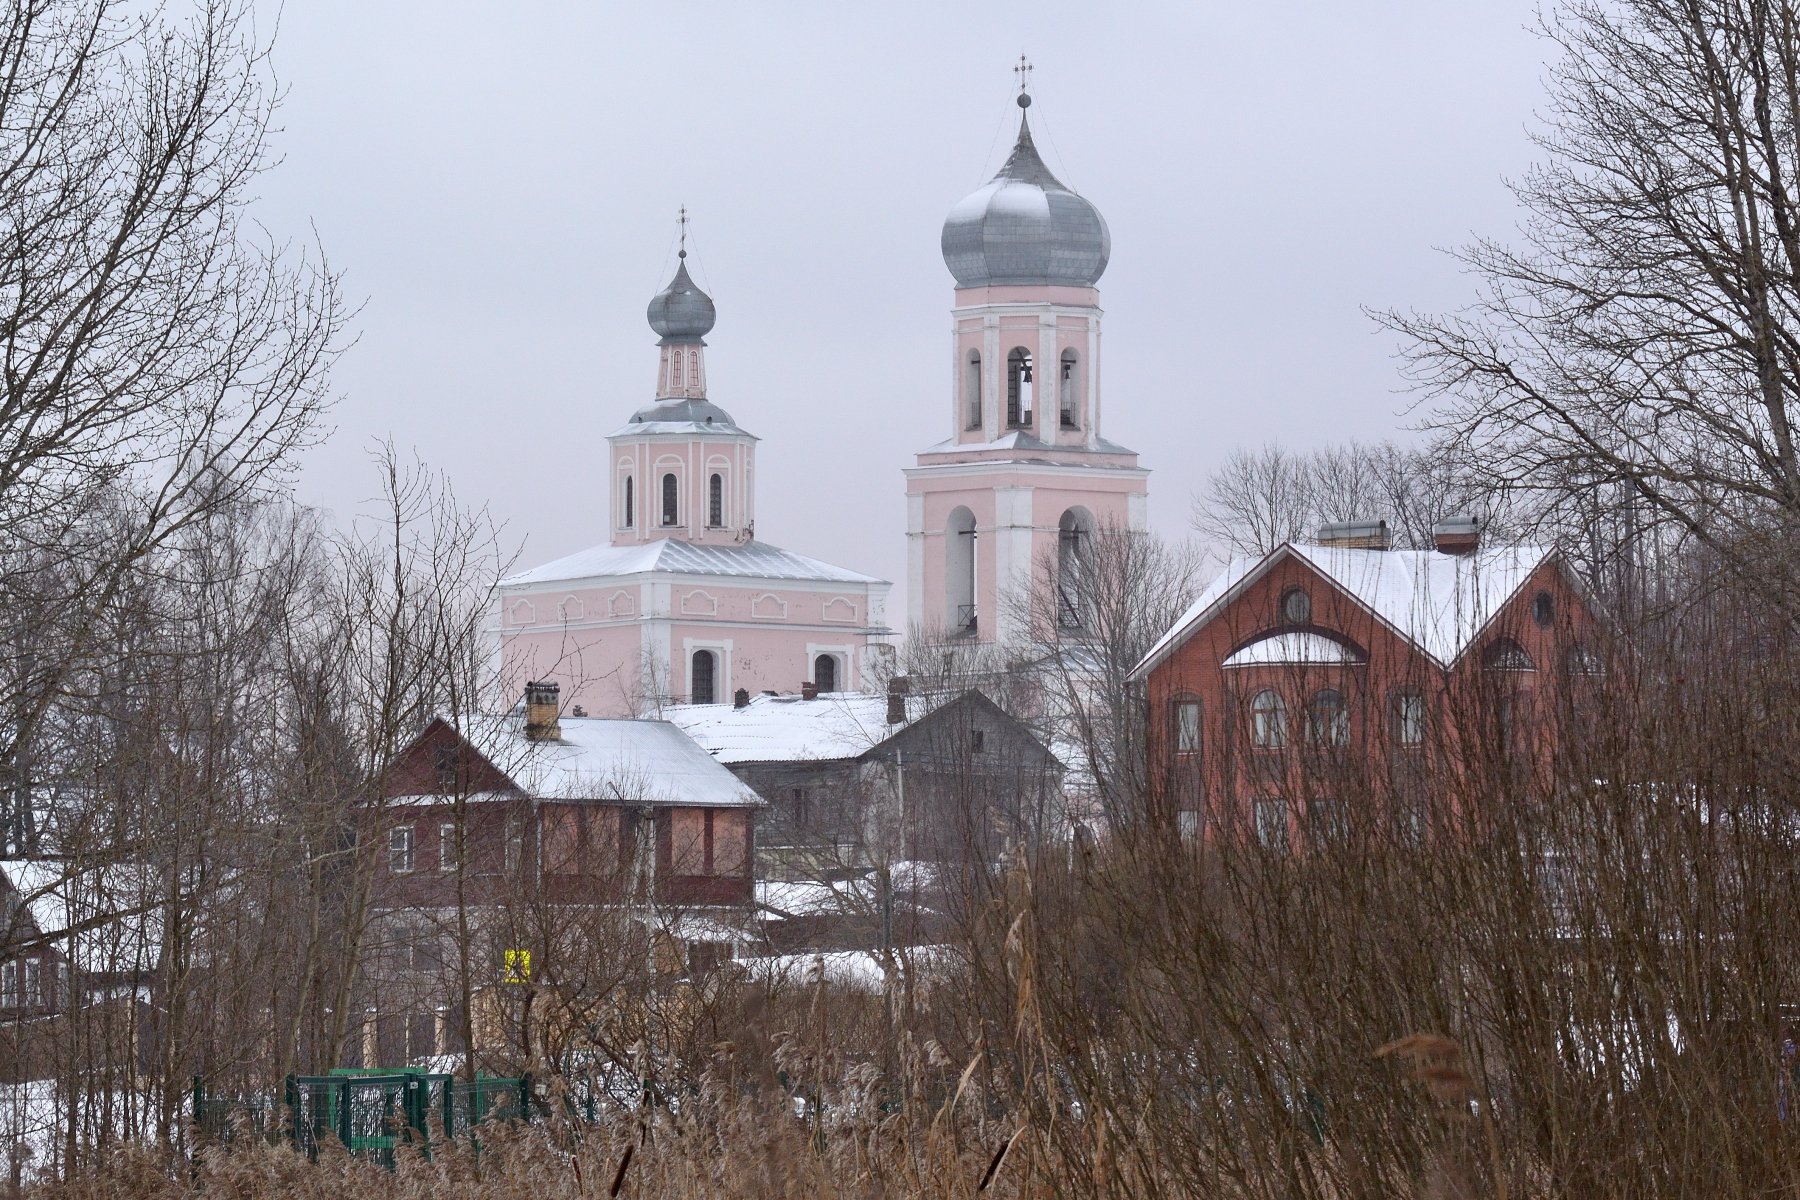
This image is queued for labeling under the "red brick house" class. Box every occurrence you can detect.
[1129,520,1599,850]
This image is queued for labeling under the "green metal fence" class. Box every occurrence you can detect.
[194,1069,529,1168]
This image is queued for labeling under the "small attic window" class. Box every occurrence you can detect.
[1281,587,1312,625]
[1532,591,1555,628]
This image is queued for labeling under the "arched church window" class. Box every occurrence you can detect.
[689,349,700,389]
[1006,348,1033,428]
[709,474,723,527]
[966,351,982,429]
[662,473,678,526]
[623,476,633,528]
[1060,349,1079,429]
[814,654,837,693]
[692,649,715,705]
[1057,508,1091,629]
[946,506,977,636]
[670,351,682,390]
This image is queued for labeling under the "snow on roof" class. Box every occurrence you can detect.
[500,536,885,589]
[742,946,960,993]
[663,691,939,764]
[1222,631,1368,668]
[0,861,163,974]
[1133,542,1558,680]
[461,716,764,808]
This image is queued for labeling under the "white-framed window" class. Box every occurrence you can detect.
[22,958,41,1007]
[1250,690,1288,749]
[1308,689,1349,748]
[439,822,458,872]
[2,960,16,1007]
[1395,692,1426,747]
[1172,698,1202,754]
[389,825,415,874]
[1177,810,1201,839]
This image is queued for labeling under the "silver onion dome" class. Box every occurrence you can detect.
[646,256,715,343]
[941,105,1109,288]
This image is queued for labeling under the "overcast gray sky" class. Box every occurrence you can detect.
[261,1,1547,629]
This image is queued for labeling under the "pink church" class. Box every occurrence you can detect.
[907,93,1148,644]
[496,252,893,716]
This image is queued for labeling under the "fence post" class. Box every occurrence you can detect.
[336,1079,352,1151]
[519,1074,532,1122]
[285,1074,298,1149]
[443,1076,455,1139]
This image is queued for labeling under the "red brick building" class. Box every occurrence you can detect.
[1129,522,1598,850]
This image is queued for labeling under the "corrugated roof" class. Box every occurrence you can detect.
[663,692,938,764]
[501,537,884,589]
[1132,542,1558,680]
[461,715,765,808]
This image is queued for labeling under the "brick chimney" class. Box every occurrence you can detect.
[1433,515,1483,556]
[886,675,911,725]
[800,680,819,701]
[733,688,749,709]
[523,680,561,741]
[1316,519,1390,550]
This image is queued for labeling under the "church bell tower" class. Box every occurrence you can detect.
[905,74,1148,644]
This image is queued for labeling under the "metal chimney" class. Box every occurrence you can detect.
[1433,515,1484,555]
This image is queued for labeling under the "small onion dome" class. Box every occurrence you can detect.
[646,256,715,343]
[941,105,1109,289]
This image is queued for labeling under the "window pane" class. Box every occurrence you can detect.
[1310,799,1347,844]
[439,822,457,871]
[1251,691,1287,749]
[1256,799,1289,854]
[389,826,414,874]
[1175,701,1202,752]
[671,809,706,875]
[1397,694,1426,746]
[1307,689,1348,747]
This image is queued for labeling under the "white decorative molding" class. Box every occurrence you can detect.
[750,593,788,620]
[508,599,537,625]
[557,594,585,622]
[680,589,718,617]
[822,597,858,623]
[607,590,636,619]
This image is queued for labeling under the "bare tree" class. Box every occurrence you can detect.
[1378,0,1800,618]
[0,0,346,850]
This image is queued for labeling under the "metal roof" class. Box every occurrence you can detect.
[460,715,765,807]
[646,259,715,343]
[1131,542,1560,680]
[501,535,886,589]
[941,113,1109,289]
[663,691,941,764]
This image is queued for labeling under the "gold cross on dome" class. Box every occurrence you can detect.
[1014,54,1032,95]
[678,205,688,255]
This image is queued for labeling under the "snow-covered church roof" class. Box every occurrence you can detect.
[1132,542,1559,680]
[502,536,885,589]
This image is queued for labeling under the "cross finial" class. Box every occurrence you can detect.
[1014,54,1032,96]
[677,205,689,259]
